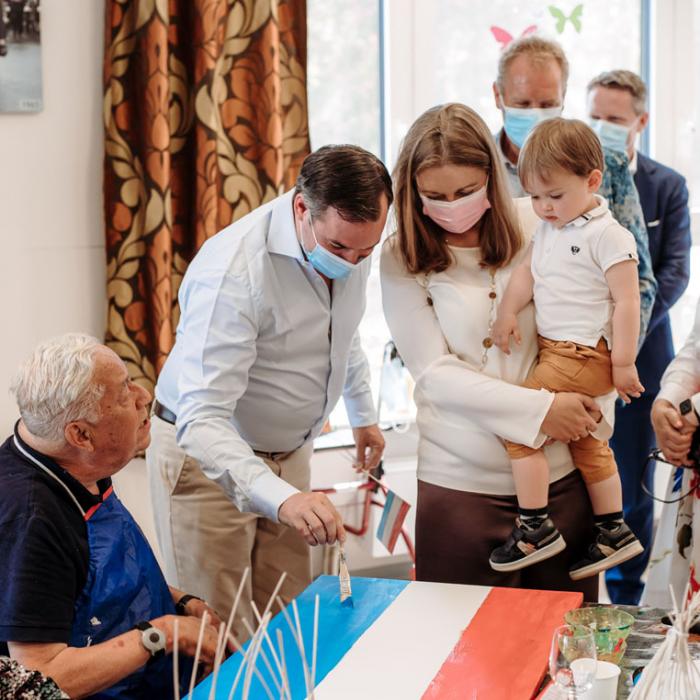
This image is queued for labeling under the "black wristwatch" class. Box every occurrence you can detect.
[175,593,203,616]
[680,399,698,421]
[134,621,166,658]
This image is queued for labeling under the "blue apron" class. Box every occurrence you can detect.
[69,486,184,699]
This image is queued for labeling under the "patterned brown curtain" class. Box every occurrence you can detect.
[103,0,310,392]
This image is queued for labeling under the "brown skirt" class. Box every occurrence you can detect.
[415,469,599,601]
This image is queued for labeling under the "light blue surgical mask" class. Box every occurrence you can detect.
[302,214,357,280]
[503,106,562,148]
[589,118,630,154]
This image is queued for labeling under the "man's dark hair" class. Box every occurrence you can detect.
[295,145,393,222]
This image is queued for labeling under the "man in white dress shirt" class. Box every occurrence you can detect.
[146,145,392,633]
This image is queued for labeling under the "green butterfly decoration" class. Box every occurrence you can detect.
[549,4,583,33]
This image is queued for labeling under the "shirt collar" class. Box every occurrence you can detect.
[11,421,111,514]
[629,150,638,175]
[566,194,609,228]
[267,189,304,260]
[495,129,518,171]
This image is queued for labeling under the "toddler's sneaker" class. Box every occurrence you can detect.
[490,517,566,572]
[569,522,643,581]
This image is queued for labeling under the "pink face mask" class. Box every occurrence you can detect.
[420,185,491,234]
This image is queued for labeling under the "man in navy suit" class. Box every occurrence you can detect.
[587,70,692,604]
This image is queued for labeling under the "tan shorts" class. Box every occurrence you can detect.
[504,336,617,485]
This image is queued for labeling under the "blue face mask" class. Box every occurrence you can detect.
[589,118,630,154]
[503,106,562,148]
[302,214,357,280]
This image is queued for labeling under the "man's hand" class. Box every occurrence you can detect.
[278,492,346,546]
[652,399,695,466]
[541,393,601,443]
[181,597,224,630]
[157,614,220,675]
[351,424,385,472]
[492,313,521,355]
[613,363,645,404]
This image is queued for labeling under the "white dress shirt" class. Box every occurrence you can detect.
[380,197,614,495]
[156,190,376,521]
[657,300,700,411]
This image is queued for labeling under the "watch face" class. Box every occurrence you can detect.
[681,399,693,415]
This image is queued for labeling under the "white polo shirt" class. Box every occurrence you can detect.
[532,195,639,348]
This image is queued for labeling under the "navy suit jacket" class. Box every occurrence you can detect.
[633,152,691,395]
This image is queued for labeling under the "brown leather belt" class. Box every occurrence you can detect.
[153,399,293,461]
[152,399,177,425]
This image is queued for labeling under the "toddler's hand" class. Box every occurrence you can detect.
[492,313,521,355]
[613,364,645,404]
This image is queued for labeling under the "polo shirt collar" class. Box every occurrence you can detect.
[11,421,111,515]
[567,194,609,228]
[267,189,304,260]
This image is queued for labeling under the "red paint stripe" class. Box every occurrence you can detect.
[422,587,583,700]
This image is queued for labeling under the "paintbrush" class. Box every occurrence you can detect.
[338,543,354,608]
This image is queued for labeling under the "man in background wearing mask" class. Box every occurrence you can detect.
[147,145,390,636]
[588,70,691,605]
[492,36,567,197]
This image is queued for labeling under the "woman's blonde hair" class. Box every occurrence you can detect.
[393,103,523,275]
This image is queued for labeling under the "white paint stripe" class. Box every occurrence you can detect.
[314,581,492,699]
[378,491,404,545]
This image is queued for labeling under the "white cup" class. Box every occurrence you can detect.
[579,660,621,699]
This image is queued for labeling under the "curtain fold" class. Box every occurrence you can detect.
[103,0,309,392]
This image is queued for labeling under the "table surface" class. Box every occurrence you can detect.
[541,603,700,698]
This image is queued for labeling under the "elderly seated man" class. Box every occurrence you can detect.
[0,334,223,699]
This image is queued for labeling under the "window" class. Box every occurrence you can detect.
[307,0,650,433]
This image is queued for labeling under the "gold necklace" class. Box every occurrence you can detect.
[479,268,497,371]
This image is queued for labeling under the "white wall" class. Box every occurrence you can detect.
[0,1,106,434]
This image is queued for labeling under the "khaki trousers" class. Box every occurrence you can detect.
[146,415,312,640]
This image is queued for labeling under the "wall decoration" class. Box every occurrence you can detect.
[549,3,584,34]
[490,24,538,50]
[0,0,42,112]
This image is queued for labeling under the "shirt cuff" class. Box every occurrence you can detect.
[247,469,300,523]
[344,390,377,428]
[656,382,688,408]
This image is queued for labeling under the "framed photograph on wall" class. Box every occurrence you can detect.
[0,0,42,113]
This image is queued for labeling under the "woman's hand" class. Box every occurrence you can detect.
[652,399,695,466]
[541,393,601,443]
[492,313,521,355]
[613,363,645,404]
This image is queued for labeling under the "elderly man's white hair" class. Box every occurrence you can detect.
[10,333,106,443]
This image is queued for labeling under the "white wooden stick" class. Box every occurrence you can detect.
[242,612,270,700]
[173,617,180,700]
[188,611,210,698]
[223,566,250,647]
[292,599,312,698]
[241,617,284,697]
[223,629,275,700]
[260,571,287,622]
[208,623,226,700]
[276,628,292,700]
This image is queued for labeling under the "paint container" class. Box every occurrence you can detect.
[579,660,621,700]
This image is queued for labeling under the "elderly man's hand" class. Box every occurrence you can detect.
[278,492,346,546]
[351,424,385,472]
[158,615,220,675]
[181,597,224,630]
[652,399,695,466]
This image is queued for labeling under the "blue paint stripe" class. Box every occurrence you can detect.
[376,490,395,540]
[189,575,409,700]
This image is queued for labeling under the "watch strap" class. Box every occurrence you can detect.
[134,621,166,658]
[176,593,203,616]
